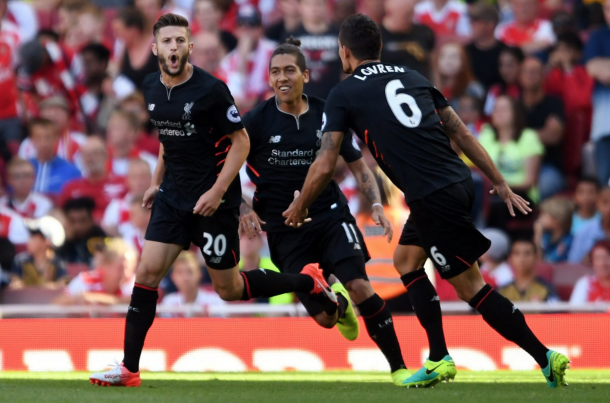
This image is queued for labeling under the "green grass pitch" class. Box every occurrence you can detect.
[1,370,609,403]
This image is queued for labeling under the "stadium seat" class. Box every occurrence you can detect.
[551,263,593,301]
[66,263,89,280]
[535,262,553,283]
[0,288,63,304]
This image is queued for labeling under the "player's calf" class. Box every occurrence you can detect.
[312,311,337,328]
[344,278,374,304]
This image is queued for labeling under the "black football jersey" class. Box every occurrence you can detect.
[243,95,362,232]
[142,66,244,211]
[323,62,471,203]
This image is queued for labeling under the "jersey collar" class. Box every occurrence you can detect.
[158,65,195,100]
[353,60,381,75]
[275,94,310,130]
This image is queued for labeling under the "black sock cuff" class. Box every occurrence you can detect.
[240,272,252,300]
[400,268,427,289]
[357,293,385,318]
[468,284,493,309]
[132,284,159,300]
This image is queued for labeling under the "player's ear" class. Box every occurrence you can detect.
[188,41,194,55]
[302,69,310,84]
[152,42,158,56]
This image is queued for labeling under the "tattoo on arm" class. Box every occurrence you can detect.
[320,132,335,151]
[364,184,377,204]
[361,173,369,183]
[439,107,462,136]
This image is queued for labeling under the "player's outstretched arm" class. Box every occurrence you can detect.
[194,128,250,216]
[283,131,344,227]
[143,143,166,209]
[346,158,393,242]
[437,106,532,217]
[239,196,266,239]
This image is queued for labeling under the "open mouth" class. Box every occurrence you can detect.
[169,54,178,68]
[278,85,291,94]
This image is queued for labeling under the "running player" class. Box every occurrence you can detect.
[89,14,336,387]
[239,37,409,385]
[284,14,569,388]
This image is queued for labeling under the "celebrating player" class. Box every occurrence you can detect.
[240,37,409,385]
[89,14,337,387]
[284,14,569,388]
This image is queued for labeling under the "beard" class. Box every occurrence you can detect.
[158,52,189,77]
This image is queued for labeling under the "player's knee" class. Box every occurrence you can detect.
[345,279,374,304]
[313,312,336,329]
[213,283,241,301]
[453,283,481,302]
[135,261,165,287]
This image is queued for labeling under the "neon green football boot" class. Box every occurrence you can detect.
[391,368,411,386]
[542,350,570,388]
[331,282,359,341]
[402,355,457,388]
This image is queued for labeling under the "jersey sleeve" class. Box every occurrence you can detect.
[211,80,245,135]
[241,109,262,151]
[430,85,450,109]
[322,86,350,134]
[339,133,363,163]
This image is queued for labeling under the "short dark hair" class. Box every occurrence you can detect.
[511,238,537,254]
[577,175,601,190]
[81,43,111,63]
[63,197,96,215]
[117,7,146,33]
[29,118,57,136]
[556,31,584,52]
[153,13,190,37]
[500,46,525,64]
[269,36,307,72]
[339,14,381,61]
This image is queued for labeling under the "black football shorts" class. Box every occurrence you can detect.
[145,196,240,270]
[399,177,491,280]
[267,207,370,316]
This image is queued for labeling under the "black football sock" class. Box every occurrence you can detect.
[240,269,314,300]
[401,269,449,361]
[123,284,159,373]
[357,294,406,372]
[469,284,549,368]
[333,292,348,317]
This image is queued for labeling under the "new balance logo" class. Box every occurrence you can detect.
[512,305,518,313]
[431,295,440,302]
[269,135,282,143]
[210,257,222,264]
[148,103,155,111]
[128,306,139,313]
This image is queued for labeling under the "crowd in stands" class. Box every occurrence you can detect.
[0,0,610,314]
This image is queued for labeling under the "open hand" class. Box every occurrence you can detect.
[490,182,532,217]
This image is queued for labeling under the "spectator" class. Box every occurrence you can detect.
[64,3,109,55]
[479,95,543,203]
[570,240,610,304]
[123,195,150,256]
[584,0,610,186]
[59,137,128,223]
[112,7,159,95]
[433,42,484,109]
[160,251,225,316]
[55,237,136,305]
[333,0,357,26]
[289,0,342,99]
[264,0,301,44]
[56,197,106,265]
[220,6,275,111]
[413,0,471,42]
[28,118,81,197]
[569,186,610,263]
[118,93,159,155]
[520,57,566,199]
[56,0,88,44]
[479,228,513,288]
[79,43,114,135]
[572,176,601,235]
[19,96,87,169]
[0,158,53,219]
[2,0,36,43]
[534,197,574,263]
[192,0,237,53]
[0,203,29,246]
[11,216,67,288]
[358,0,385,23]
[380,0,435,79]
[135,0,189,33]
[455,94,484,138]
[495,0,556,54]
[0,0,21,159]
[465,3,507,91]
[484,46,524,115]
[499,239,559,302]
[545,32,594,180]
[190,31,227,81]
[106,109,157,177]
[102,159,152,237]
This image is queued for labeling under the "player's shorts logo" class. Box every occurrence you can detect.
[183,102,194,120]
[148,103,155,111]
[226,105,241,123]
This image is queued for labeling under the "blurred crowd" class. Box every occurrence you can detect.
[0,0,609,313]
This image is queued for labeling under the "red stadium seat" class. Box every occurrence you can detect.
[535,262,553,283]
[551,263,593,301]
